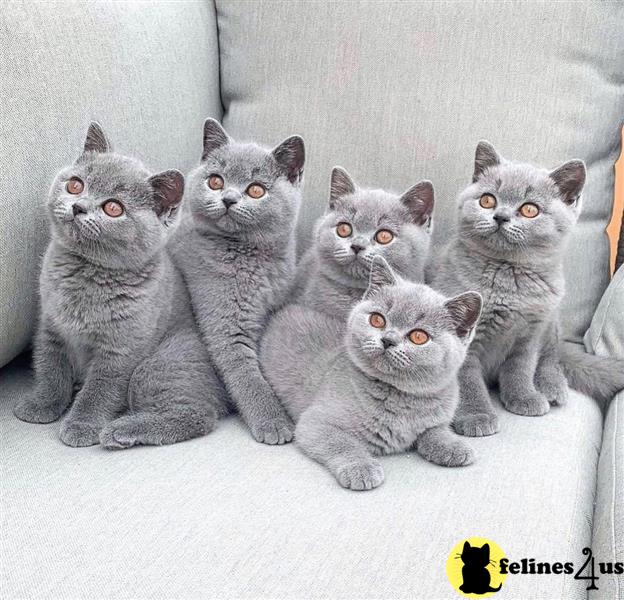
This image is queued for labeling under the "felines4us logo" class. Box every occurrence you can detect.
[446,536,623,597]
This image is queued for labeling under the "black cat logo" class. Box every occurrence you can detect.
[458,541,502,595]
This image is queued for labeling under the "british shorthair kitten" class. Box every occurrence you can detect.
[169,119,305,445]
[14,123,225,448]
[431,141,624,438]
[292,167,434,319]
[261,257,481,490]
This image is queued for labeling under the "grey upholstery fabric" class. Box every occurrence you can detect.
[216,0,624,344]
[0,0,222,368]
[590,393,624,600]
[1,356,602,599]
[586,267,624,599]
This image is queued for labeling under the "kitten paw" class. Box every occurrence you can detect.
[99,424,137,450]
[418,438,475,468]
[504,393,550,416]
[536,372,568,406]
[453,413,500,437]
[250,415,294,445]
[59,420,101,447]
[13,398,64,424]
[335,461,385,491]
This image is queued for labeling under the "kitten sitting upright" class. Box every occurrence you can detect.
[14,123,224,447]
[261,257,481,490]
[431,141,624,438]
[291,167,434,319]
[169,119,305,445]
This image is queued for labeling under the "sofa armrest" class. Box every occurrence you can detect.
[584,264,624,360]
[590,391,624,600]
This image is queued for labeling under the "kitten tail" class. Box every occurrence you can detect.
[560,342,624,407]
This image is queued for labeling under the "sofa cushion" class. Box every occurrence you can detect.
[216,0,624,344]
[0,1,222,368]
[2,356,603,599]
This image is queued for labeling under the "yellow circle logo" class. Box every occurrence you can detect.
[446,537,507,597]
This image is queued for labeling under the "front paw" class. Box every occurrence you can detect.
[418,437,475,468]
[14,397,65,424]
[335,460,385,491]
[59,420,101,447]
[503,392,550,416]
[250,414,294,445]
[453,412,500,437]
[536,371,568,406]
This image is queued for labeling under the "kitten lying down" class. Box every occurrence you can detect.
[261,257,482,490]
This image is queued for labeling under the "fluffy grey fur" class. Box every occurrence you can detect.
[169,119,305,444]
[430,141,622,437]
[260,257,481,490]
[14,123,225,448]
[291,167,434,319]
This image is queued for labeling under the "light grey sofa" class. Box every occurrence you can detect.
[2,2,623,598]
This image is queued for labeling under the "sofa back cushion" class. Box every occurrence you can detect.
[0,1,222,368]
[216,0,624,343]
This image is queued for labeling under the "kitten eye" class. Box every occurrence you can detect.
[479,194,496,209]
[519,203,539,218]
[102,200,124,218]
[375,229,394,245]
[369,312,386,329]
[66,177,84,195]
[336,222,353,238]
[247,183,266,199]
[408,329,429,345]
[208,175,224,190]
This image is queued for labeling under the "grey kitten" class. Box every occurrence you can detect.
[169,119,305,445]
[14,123,224,448]
[431,141,624,438]
[260,257,481,490]
[291,167,434,319]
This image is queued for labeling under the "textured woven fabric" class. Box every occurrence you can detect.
[1,357,601,599]
[216,0,624,344]
[585,266,624,599]
[590,393,624,600]
[0,0,222,368]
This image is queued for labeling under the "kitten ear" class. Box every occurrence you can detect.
[481,543,490,554]
[363,257,397,300]
[473,140,501,182]
[463,541,471,552]
[400,180,434,226]
[272,135,305,184]
[148,169,185,221]
[445,292,482,339]
[83,122,112,154]
[202,118,229,161]
[549,159,586,205]
[329,166,356,209]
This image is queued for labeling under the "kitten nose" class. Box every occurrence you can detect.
[72,203,87,217]
[381,337,396,349]
[222,190,240,208]
[493,212,510,223]
[351,243,365,254]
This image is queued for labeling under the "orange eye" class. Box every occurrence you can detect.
[66,177,84,195]
[336,222,352,238]
[375,229,394,245]
[247,183,266,199]
[369,312,386,329]
[519,203,539,218]
[208,175,224,190]
[102,200,124,217]
[408,329,429,345]
[479,194,496,209]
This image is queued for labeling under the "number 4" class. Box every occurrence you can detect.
[575,548,599,591]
